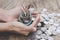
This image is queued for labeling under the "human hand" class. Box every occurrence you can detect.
[0,7,37,36]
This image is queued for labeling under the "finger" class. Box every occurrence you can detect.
[33,27,37,32]
[32,13,37,15]
[32,14,37,17]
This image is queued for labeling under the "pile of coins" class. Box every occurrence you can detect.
[30,8,60,40]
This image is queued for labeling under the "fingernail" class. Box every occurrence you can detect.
[33,27,37,31]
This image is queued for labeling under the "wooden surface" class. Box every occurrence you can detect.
[0,0,60,40]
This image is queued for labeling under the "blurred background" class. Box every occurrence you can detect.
[0,0,60,12]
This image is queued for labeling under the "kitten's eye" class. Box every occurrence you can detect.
[22,13,26,17]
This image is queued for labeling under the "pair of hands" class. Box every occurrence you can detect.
[0,7,40,36]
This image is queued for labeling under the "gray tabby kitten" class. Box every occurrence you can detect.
[18,7,32,26]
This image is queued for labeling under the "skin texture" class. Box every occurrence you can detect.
[0,7,40,36]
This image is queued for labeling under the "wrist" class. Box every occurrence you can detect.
[7,22,15,32]
[0,23,13,32]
